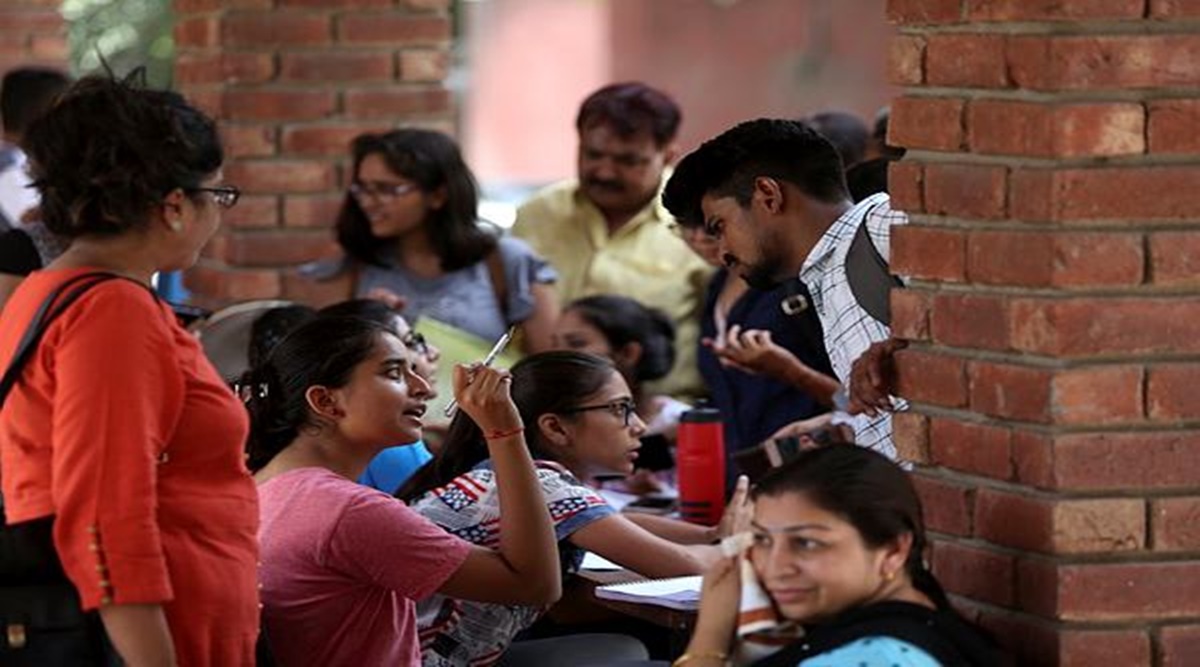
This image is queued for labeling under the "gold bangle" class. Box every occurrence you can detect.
[671,651,728,667]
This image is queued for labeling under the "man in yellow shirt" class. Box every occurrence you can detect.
[513,82,712,400]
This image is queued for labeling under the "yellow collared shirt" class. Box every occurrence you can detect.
[514,178,714,400]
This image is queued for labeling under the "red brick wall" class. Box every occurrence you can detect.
[0,0,67,82]
[173,0,454,307]
[887,1,1200,665]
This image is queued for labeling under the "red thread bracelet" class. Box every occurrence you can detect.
[484,426,524,441]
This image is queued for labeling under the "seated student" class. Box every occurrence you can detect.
[243,316,560,667]
[398,351,744,667]
[318,297,444,492]
[678,445,1004,667]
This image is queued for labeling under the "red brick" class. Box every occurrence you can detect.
[283,193,347,228]
[281,123,389,156]
[1011,430,1054,489]
[222,124,277,158]
[911,474,974,536]
[403,0,452,9]
[1009,35,1200,91]
[1054,431,1200,491]
[176,53,275,85]
[976,490,1143,554]
[1009,297,1200,357]
[1050,233,1144,287]
[924,163,1007,219]
[28,33,66,60]
[1015,558,1059,617]
[1148,365,1200,420]
[224,230,335,267]
[890,289,930,341]
[174,15,221,48]
[890,225,964,281]
[1059,562,1200,620]
[968,361,1051,423]
[1152,497,1200,552]
[885,0,962,25]
[1013,166,1200,221]
[931,542,1014,606]
[929,418,1012,479]
[892,412,930,463]
[222,13,330,47]
[1161,625,1200,667]
[1151,231,1200,286]
[887,161,922,213]
[343,87,452,118]
[889,97,964,151]
[967,100,1144,157]
[1051,366,1144,425]
[399,49,450,83]
[176,0,271,9]
[1058,630,1151,667]
[336,14,450,45]
[186,264,282,303]
[1152,0,1200,17]
[223,90,337,121]
[925,34,1008,88]
[180,89,223,117]
[0,9,63,32]
[222,194,279,228]
[930,293,1009,351]
[224,160,336,194]
[887,34,924,85]
[972,607,1059,667]
[280,52,394,82]
[966,0,1146,20]
[967,230,1053,286]
[1148,100,1200,153]
[894,349,968,409]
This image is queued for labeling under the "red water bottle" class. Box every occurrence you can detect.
[676,404,726,525]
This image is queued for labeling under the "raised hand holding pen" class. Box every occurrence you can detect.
[443,325,516,418]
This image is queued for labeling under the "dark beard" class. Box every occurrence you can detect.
[741,260,784,290]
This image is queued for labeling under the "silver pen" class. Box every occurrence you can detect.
[442,325,517,418]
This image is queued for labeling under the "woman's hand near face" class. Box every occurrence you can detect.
[451,363,521,433]
[686,555,742,658]
[717,475,753,540]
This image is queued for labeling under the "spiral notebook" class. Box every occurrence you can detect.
[594,575,703,611]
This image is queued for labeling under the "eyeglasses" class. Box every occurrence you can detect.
[561,398,638,427]
[401,330,429,357]
[189,185,240,209]
[349,180,419,201]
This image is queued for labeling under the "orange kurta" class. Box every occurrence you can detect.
[0,268,260,666]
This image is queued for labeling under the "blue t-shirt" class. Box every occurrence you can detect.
[799,636,940,666]
[359,442,434,494]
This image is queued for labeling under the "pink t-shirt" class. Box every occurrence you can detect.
[257,468,471,667]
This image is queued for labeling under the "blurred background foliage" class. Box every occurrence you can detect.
[63,0,174,88]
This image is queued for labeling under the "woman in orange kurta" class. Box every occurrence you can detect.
[0,74,259,665]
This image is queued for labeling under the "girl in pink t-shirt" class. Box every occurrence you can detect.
[242,315,560,667]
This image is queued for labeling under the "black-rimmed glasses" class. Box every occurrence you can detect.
[561,399,638,427]
[401,330,429,357]
[189,185,240,209]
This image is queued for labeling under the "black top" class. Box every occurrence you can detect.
[0,227,42,276]
[752,601,1006,667]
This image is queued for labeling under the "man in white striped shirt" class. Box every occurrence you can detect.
[663,119,907,460]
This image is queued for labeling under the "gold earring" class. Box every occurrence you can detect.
[169,218,184,232]
[883,570,897,583]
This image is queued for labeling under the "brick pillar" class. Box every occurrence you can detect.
[0,0,68,78]
[886,2,1200,665]
[173,0,453,307]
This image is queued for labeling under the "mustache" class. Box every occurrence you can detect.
[722,253,738,268]
[584,178,625,192]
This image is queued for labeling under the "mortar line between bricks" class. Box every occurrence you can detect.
[899,148,1200,169]
[906,398,1200,433]
[903,215,1200,234]
[899,86,1200,103]
[949,593,1200,633]
[927,532,1200,570]
[901,279,1200,300]
[896,20,1200,37]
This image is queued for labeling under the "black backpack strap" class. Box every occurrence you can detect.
[0,272,129,406]
[845,205,903,327]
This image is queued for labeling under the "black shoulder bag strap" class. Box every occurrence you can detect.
[845,204,903,327]
[0,273,126,406]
